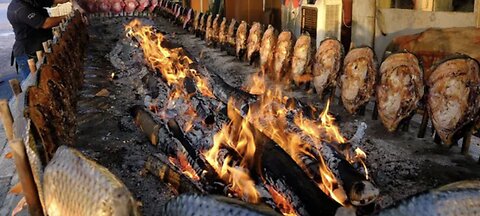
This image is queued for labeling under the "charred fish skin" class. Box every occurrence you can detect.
[160,194,281,216]
[312,38,344,97]
[259,25,277,72]
[377,52,424,132]
[427,55,480,145]
[340,47,378,114]
[43,146,139,216]
[246,22,263,65]
[377,182,480,216]
[291,34,313,85]
[272,31,294,81]
[236,21,248,60]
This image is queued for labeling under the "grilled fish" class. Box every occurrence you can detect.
[210,14,220,45]
[227,18,237,46]
[193,11,201,32]
[272,31,294,81]
[198,13,206,38]
[312,38,344,97]
[218,17,228,46]
[377,180,480,216]
[340,47,377,114]
[246,22,263,64]
[160,194,280,216]
[236,21,248,60]
[43,146,139,216]
[427,55,480,145]
[205,14,213,43]
[291,34,312,84]
[377,52,424,132]
[259,25,277,72]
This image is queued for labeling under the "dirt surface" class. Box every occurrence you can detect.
[77,15,480,215]
[75,17,175,215]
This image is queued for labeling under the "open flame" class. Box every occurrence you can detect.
[126,19,370,211]
[203,99,260,203]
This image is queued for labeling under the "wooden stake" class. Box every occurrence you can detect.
[36,51,44,63]
[10,139,44,216]
[28,59,36,73]
[0,100,14,141]
[372,102,378,120]
[9,79,22,96]
[461,129,473,155]
[418,110,429,138]
[42,41,51,53]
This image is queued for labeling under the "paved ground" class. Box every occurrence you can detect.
[0,2,17,99]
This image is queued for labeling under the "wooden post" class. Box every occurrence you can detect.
[475,0,480,27]
[9,79,22,96]
[0,100,14,141]
[0,100,44,215]
[28,59,36,73]
[351,0,376,48]
[42,41,51,53]
[36,51,44,63]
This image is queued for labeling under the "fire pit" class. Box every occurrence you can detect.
[54,2,480,216]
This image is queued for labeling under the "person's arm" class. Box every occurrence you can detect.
[41,16,66,29]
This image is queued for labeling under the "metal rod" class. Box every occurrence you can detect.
[461,129,473,155]
[417,110,429,138]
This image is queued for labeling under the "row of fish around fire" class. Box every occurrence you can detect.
[121,0,479,147]
[187,11,480,145]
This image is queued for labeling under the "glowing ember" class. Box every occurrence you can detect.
[168,154,200,181]
[266,185,298,216]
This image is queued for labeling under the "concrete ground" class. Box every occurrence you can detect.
[0,1,17,99]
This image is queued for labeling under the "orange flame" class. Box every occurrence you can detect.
[203,99,260,203]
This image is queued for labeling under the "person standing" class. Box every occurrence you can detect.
[8,0,68,81]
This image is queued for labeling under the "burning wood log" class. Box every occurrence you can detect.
[246,22,263,65]
[376,52,424,132]
[312,38,344,100]
[235,21,248,60]
[426,55,480,146]
[145,154,205,194]
[340,47,377,115]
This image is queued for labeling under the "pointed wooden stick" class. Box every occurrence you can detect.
[28,59,37,73]
[417,109,429,138]
[461,128,473,155]
[9,79,22,96]
[0,100,43,215]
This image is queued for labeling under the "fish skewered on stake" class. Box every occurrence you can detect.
[376,52,424,132]
[312,38,344,100]
[340,47,377,115]
[427,55,480,146]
